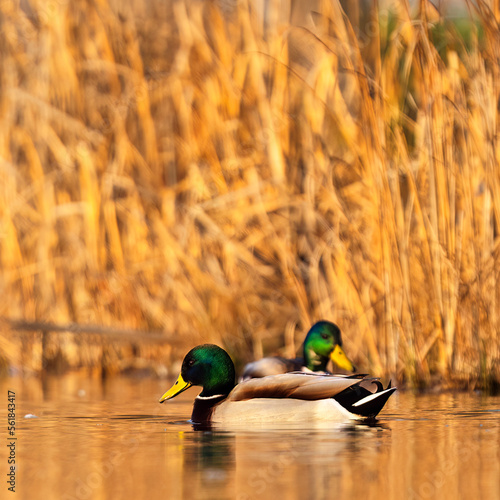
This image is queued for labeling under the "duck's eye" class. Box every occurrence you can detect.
[321,333,329,340]
[188,359,195,367]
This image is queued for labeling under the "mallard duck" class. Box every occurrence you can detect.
[241,320,356,380]
[159,344,395,425]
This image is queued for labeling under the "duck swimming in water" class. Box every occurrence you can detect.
[159,344,395,425]
[241,321,356,380]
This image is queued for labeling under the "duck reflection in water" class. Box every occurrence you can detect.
[181,430,235,495]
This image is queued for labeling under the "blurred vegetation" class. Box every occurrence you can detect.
[0,0,499,390]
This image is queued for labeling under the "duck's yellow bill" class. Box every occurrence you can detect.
[330,344,356,372]
[159,373,192,403]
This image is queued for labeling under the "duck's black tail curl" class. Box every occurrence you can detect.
[333,381,396,419]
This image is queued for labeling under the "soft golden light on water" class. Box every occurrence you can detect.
[0,375,498,500]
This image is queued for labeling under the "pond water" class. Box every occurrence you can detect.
[0,374,498,500]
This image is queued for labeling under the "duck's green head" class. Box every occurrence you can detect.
[159,344,236,402]
[303,321,356,372]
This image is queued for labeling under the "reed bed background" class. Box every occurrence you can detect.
[0,0,499,390]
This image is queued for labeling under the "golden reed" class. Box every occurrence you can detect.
[0,0,498,390]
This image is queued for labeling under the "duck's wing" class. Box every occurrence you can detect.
[228,372,362,401]
[241,357,304,380]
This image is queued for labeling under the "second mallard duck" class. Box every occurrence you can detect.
[159,344,395,425]
[241,320,356,380]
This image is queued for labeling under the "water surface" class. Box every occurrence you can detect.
[1,375,498,500]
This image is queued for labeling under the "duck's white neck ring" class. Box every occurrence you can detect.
[196,394,225,400]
